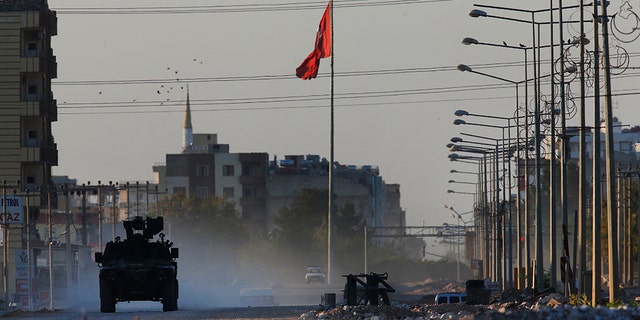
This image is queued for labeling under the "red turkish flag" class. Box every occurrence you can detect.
[296,2,332,80]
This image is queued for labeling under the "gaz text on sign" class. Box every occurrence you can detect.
[1,195,24,224]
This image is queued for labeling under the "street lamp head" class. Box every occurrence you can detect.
[447,190,455,193]
[461,37,478,45]
[446,143,455,148]
[448,180,456,183]
[469,9,487,18]
[449,145,462,152]
[453,119,466,125]
[448,153,460,160]
[457,64,472,72]
[450,169,459,173]
[450,136,463,143]
[565,65,577,74]
[454,110,469,117]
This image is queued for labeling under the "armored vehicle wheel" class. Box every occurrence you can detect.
[100,280,116,313]
[162,278,178,311]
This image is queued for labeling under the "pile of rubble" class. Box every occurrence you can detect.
[298,280,640,319]
[300,301,640,319]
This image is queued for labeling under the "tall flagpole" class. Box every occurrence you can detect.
[327,0,334,285]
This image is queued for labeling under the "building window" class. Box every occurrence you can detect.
[223,165,235,176]
[26,84,38,101]
[25,176,36,190]
[196,187,209,199]
[196,165,210,177]
[26,42,38,57]
[173,187,186,195]
[26,129,38,147]
[223,187,235,199]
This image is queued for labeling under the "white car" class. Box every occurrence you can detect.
[435,292,467,304]
[305,266,326,284]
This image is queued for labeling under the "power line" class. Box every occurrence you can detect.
[46,52,640,87]
[57,85,640,116]
[56,82,508,109]
[51,66,454,86]
[46,61,529,87]
[51,66,640,110]
[52,0,454,15]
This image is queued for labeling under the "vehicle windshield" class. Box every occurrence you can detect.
[102,241,170,263]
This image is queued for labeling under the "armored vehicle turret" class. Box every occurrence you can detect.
[95,216,179,312]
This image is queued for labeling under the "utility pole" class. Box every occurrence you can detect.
[47,187,54,310]
[81,184,87,246]
[600,0,620,302]
[2,180,7,312]
[1,180,20,311]
[25,189,32,310]
[64,186,72,306]
[98,181,103,251]
[109,181,117,240]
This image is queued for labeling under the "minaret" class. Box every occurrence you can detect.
[182,85,193,151]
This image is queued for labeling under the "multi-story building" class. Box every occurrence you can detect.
[153,92,269,230]
[265,154,405,231]
[0,0,58,190]
[567,117,640,162]
[0,0,58,309]
[153,92,405,232]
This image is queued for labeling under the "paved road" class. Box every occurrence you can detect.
[3,283,341,319]
[4,305,317,320]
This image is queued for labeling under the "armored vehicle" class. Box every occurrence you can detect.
[95,216,179,312]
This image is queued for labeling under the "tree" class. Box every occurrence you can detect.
[273,188,327,266]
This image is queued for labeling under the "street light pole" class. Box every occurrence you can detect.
[455,122,517,288]
[576,0,588,296]
[600,0,620,302]
[591,1,602,305]
[454,80,523,290]
[449,137,503,284]
[546,0,558,288]
[447,206,465,282]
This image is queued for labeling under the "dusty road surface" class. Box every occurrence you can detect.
[9,279,639,319]
[3,305,317,320]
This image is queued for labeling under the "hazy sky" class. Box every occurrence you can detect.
[49,0,640,230]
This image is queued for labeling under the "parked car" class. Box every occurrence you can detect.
[434,292,467,304]
[305,266,326,284]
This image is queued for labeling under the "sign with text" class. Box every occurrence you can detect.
[15,279,28,295]
[0,195,24,224]
[15,249,29,280]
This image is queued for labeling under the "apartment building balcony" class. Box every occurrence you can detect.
[239,175,266,185]
[41,10,58,35]
[22,53,57,78]
[22,139,58,165]
[21,95,57,120]
[239,196,265,207]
